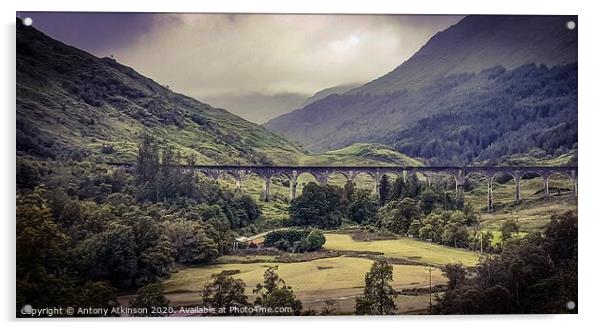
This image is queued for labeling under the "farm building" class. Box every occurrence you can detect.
[233,233,266,250]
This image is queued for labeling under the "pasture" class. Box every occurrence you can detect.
[463,176,577,232]
[323,234,481,267]
[162,256,445,314]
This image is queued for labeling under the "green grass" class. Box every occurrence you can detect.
[162,256,445,313]
[323,234,481,267]
[212,255,277,264]
[484,149,577,167]
[464,175,577,232]
[300,143,423,166]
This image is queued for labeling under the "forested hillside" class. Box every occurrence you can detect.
[265,16,578,165]
[387,64,577,165]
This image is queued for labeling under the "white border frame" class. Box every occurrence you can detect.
[2,0,601,329]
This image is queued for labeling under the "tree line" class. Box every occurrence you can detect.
[287,173,515,251]
[434,211,577,314]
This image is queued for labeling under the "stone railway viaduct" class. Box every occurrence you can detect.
[110,164,577,213]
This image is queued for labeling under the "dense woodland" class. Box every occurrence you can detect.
[434,211,577,314]
[16,134,264,313]
[286,174,502,251]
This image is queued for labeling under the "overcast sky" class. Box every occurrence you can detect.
[19,12,463,120]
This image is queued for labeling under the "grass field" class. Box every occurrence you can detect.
[299,143,423,167]
[464,176,577,232]
[153,234,480,314]
[323,234,481,267]
[161,256,445,314]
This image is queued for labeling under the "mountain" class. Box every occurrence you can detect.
[201,84,362,125]
[353,15,577,95]
[264,15,578,165]
[203,92,309,124]
[16,19,308,165]
[386,63,577,165]
[300,83,362,108]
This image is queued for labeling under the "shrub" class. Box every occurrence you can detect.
[264,229,325,253]
[100,144,115,154]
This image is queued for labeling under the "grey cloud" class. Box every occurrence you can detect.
[113,14,463,119]
[115,14,461,96]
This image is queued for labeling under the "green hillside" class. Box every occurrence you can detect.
[475,149,577,167]
[302,143,423,166]
[16,20,307,165]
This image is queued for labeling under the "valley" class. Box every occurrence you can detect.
[16,14,578,316]
[156,171,575,314]
[265,16,577,165]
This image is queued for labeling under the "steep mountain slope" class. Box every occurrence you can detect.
[386,64,577,165]
[16,19,307,165]
[300,83,362,108]
[354,15,577,95]
[264,15,577,165]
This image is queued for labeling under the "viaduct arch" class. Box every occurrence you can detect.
[109,164,577,212]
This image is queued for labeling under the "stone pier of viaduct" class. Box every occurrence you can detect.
[109,164,577,213]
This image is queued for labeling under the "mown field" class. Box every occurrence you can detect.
[161,256,446,314]
[156,231,482,314]
[323,234,481,267]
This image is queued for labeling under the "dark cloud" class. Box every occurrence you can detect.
[17,12,158,55]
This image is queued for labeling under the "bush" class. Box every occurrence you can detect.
[264,229,325,253]
[100,144,115,154]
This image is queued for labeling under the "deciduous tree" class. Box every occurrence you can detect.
[355,261,398,315]
[378,175,391,205]
[253,267,302,315]
[200,271,250,316]
[289,183,344,228]
[129,283,170,317]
